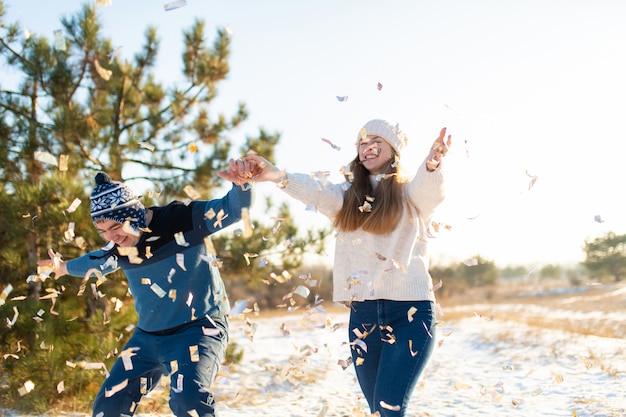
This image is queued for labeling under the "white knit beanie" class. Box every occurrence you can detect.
[356,119,408,156]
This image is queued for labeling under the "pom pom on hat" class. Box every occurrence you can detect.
[90,172,146,231]
[357,119,408,156]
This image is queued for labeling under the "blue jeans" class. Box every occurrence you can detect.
[349,300,436,416]
[92,317,228,417]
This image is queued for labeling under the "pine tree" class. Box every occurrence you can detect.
[0,1,329,411]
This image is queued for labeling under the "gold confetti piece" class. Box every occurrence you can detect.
[188,142,198,153]
[183,185,201,200]
[553,374,564,384]
[380,401,400,411]
[150,283,166,298]
[59,154,69,171]
[93,58,112,81]
[336,95,348,102]
[241,207,253,238]
[170,360,178,374]
[34,150,58,166]
[212,209,228,228]
[96,0,112,5]
[164,0,187,11]
[321,137,341,151]
[409,340,419,357]
[139,142,156,151]
[117,246,139,257]
[53,29,65,51]
[337,356,353,370]
[105,379,128,397]
[189,345,199,362]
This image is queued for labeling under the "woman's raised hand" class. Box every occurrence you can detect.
[426,127,452,172]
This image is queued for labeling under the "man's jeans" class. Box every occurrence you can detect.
[349,300,436,416]
[92,316,228,417]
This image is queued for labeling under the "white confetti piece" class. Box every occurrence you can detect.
[34,150,58,166]
[18,380,35,396]
[164,0,187,11]
[321,137,341,151]
[176,253,186,270]
[66,198,81,213]
[150,283,166,298]
[380,401,401,411]
[105,379,128,397]
[53,29,65,51]
[336,95,348,102]
[174,231,189,247]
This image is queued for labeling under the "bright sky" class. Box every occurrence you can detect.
[4,0,626,268]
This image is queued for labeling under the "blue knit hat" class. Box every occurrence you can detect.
[90,172,146,231]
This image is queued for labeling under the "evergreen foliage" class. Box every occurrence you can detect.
[0,1,330,412]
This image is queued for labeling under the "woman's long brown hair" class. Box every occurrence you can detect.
[333,153,406,235]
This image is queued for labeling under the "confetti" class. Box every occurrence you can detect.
[53,29,65,51]
[59,154,69,171]
[212,209,228,228]
[241,207,253,238]
[18,380,35,396]
[594,214,605,223]
[336,95,348,102]
[463,257,478,266]
[407,306,417,322]
[139,142,156,151]
[34,150,58,166]
[93,58,112,81]
[150,283,166,298]
[0,284,13,306]
[164,0,187,11]
[380,401,401,411]
[66,198,81,213]
[377,82,383,90]
[105,379,128,397]
[96,0,112,5]
[321,137,341,151]
[183,185,201,200]
[525,169,538,190]
[174,231,189,247]
[189,345,199,362]
[176,253,186,270]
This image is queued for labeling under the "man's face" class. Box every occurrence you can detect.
[95,219,140,247]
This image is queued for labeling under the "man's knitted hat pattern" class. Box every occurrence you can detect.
[90,172,146,231]
[357,119,408,157]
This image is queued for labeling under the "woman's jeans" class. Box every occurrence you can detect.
[92,316,228,417]
[349,300,436,416]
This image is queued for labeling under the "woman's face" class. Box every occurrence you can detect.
[95,219,140,247]
[358,135,394,175]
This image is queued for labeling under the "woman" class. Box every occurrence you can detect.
[237,119,452,416]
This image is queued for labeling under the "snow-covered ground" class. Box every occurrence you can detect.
[5,283,626,417]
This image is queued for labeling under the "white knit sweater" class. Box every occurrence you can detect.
[281,159,446,302]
